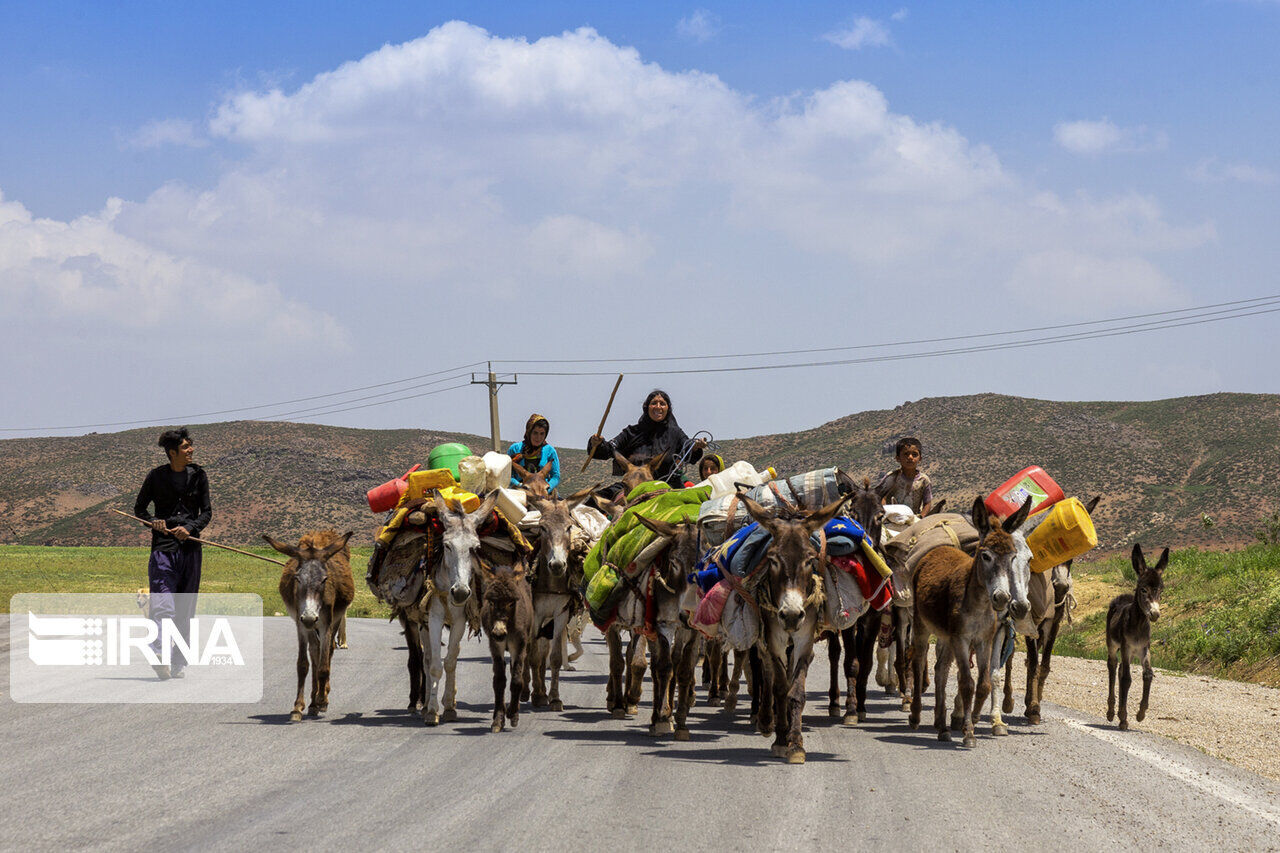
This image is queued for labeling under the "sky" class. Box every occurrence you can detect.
[2,1,1278,447]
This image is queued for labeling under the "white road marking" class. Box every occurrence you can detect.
[1060,716,1280,830]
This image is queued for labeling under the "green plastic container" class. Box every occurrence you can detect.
[427,442,472,480]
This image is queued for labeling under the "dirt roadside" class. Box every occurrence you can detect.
[1006,649,1280,782]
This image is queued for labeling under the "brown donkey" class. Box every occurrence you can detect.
[1106,543,1167,730]
[909,496,1032,747]
[479,557,535,732]
[266,529,355,722]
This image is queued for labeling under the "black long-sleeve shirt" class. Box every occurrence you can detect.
[133,463,212,553]
[590,419,703,486]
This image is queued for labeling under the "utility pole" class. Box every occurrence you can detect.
[471,363,517,452]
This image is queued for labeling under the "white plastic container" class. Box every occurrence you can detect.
[457,456,488,495]
[706,462,777,500]
[482,451,513,492]
[494,487,529,526]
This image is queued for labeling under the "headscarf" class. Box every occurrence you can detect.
[520,413,550,463]
[635,389,681,435]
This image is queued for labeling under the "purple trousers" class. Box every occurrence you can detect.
[148,547,202,670]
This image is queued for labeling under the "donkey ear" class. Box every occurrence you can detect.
[1130,542,1145,573]
[510,459,531,481]
[262,534,300,560]
[475,490,499,522]
[739,492,784,536]
[320,531,354,561]
[1153,547,1169,574]
[1003,496,1034,534]
[538,461,554,479]
[1084,494,1102,515]
[646,451,668,474]
[565,483,599,508]
[433,491,457,519]
[635,513,680,539]
[925,498,946,517]
[972,496,991,536]
[512,559,527,581]
[802,494,850,536]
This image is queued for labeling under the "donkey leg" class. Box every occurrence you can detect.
[896,610,912,711]
[909,630,928,731]
[422,602,445,725]
[875,612,892,690]
[1001,649,1015,716]
[402,614,424,710]
[1117,652,1133,731]
[316,617,335,713]
[753,646,773,736]
[1137,645,1154,723]
[606,628,625,718]
[549,611,569,712]
[673,631,699,740]
[306,629,323,716]
[768,651,791,758]
[825,631,842,717]
[1024,634,1041,723]
[508,640,526,728]
[725,647,745,715]
[490,642,507,732]
[440,614,464,723]
[933,638,953,742]
[649,629,675,736]
[786,641,816,764]
[291,627,308,721]
[529,637,549,706]
[962,643,988,748]
[715,641,729,705]
[626,634,648,715]
[852,620,875,724]
[1106,640,1119,722]
[1034,607,1066,720]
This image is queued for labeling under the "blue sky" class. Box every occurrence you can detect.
[2,2,1278,443]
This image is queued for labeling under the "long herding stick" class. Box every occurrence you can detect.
[581,373,624,473]
[110,509,288,567]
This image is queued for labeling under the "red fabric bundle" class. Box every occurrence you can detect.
[828,554,895,612]
[692,581,731,638]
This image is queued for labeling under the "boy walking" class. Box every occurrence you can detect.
[133,427,212,679]
[876,437,933,516]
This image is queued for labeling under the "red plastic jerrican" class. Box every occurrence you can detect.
[984,465,1064,519]
[366,464,423,513]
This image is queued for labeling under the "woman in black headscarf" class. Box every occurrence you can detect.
[587,389,705,488]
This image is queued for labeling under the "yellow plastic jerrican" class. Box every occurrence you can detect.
[1026,497,1097,573]
[404,468,457,501]
[437,486,481,514]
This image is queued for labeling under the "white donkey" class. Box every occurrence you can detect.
[407,491,499,726]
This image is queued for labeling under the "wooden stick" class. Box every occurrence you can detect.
[581,373,624,472]
[110,509,288,566]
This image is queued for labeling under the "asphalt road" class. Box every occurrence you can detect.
[3,616,1279,851]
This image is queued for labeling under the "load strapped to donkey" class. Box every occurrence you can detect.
[365,451,533,632]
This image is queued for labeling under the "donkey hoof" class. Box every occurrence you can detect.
[992,723,1009,737]
[1136,709,1147,723]
[708,696,722,707]
[625,704,640,716]
[674,728,691,742]
[508,714,519,728]
[1026,712,1041,725]
[532,696,548,708]
[441,708,457,723]
[550,699,564,712]
[786,748,806,765]
[611,707,628,720]
[422,711,439,727]
[652,720,674,736]
[1002,697,1014,714]
[771,743,789,758]
[289,711,303,722]
[937,730,952,742]
[842,713,859,727]
[950,715,964,732]
[491,720,503,733]
[962,735,977,748]
[521,688,531,702]
[828,705,842,719]
[1118,720,1129,731]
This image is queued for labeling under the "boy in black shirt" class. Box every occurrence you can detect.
[133,427,212,679]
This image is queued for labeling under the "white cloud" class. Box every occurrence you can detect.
[1053,118,1168,155]
[677,9,720,43]
[823,16,894,50]
[125,118,207,149]
[891,8,909,21]
[1005,250,1185,313]
[1190,156,1278,185]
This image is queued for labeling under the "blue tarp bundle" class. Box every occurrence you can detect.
[689,516,871,593]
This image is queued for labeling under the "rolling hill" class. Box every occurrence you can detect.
[1,392,1276,550]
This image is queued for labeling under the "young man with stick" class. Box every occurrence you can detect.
[133,427,212,680]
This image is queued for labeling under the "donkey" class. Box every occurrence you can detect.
[406,491,500,726]
[511,458,555,498]
[1107,543,1167,730]
[822,477,884,725]
[524,487,594,711]
[909,496,1032,747]
[1007,495,1102,724]
[479,557,534,732]
[739,492,850,763]
[615,450,669,497]
[976,521,1032,736]
[265,529,355,722]
[634,514,707,740]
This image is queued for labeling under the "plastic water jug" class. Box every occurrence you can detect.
[482,451,513,491]
[985,466,1064,519]
[706,462,777,500]
[404,468,457,501]
[495,487,528,526]
[427,442,472,479]
[366,464,422,513]
[1026,497,1097,572]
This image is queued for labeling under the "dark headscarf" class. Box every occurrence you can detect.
[520,413,550,463]
[634,389,681,435]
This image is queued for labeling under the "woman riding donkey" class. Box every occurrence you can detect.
[586,389,706,495]
[508,413,561,494]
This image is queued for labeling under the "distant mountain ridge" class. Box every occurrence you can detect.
[1,392,1275,551]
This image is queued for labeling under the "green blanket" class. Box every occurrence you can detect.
[584,482,710,582]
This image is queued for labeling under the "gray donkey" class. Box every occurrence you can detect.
[1106,543,1167,730]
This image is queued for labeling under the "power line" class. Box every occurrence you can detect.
[0,360,487,432]
[493,293,1280,367]
[237,372,474,421]
[259,382,474,419]
[513,303,1280,376]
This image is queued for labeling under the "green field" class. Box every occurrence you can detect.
[1059,544,1280,687]
[0,544,394,619]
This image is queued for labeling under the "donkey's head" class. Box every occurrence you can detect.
[435,491,499,605]
[838,474,884,549]
[972,495,1033,619]
[529,485,594,578]
[615,451,668,494]
[511,458,554,498]
[479,557,530,642]
[266,530,354,628]
[1130,543,1167,622]
[741,492,849,633]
